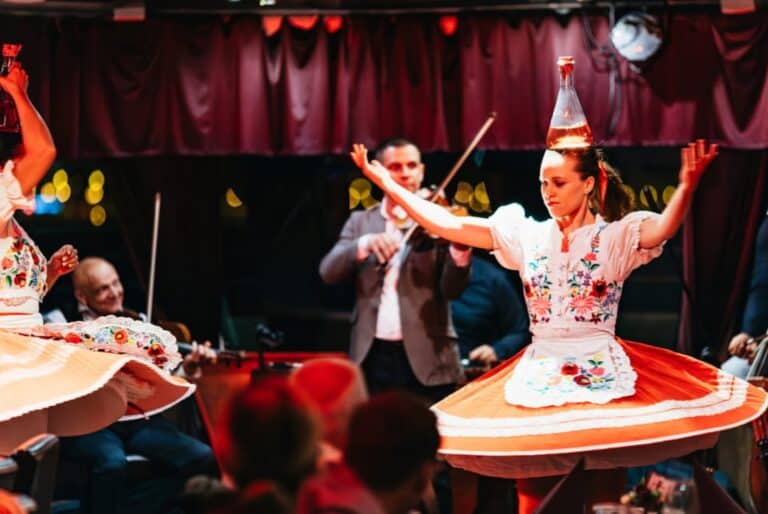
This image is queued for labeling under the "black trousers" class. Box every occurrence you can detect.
[361,338,456,403]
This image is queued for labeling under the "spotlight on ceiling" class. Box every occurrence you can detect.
[610,13,663,64]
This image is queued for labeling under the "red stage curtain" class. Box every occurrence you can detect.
[677,150,768,357]
[2,12,766,353]
[1,12,766,157]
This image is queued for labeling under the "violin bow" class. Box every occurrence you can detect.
[399,112,497,248]
[146,193,161,323]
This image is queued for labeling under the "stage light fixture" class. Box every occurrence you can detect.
[610,12,663,63]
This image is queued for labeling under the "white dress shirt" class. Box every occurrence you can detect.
[356,199,471,341]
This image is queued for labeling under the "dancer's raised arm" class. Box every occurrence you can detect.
[0,63,56,195]
[638,140,717,249]
[350,143,494,250]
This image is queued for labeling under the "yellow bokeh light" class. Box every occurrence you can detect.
[89,170,105,191]
[89,205,107,226]
[350,178,372,194]
[40,182,56,204]
[225,188,243,208]
[56,183,71,203]
[469,195,485,213]
[474,182,490,205]
[662,185,676,206]
[638,185,659,210]
[53,169,68,188]
[349,178,373,210]
[85,187,104,205]
[453,181,473,204]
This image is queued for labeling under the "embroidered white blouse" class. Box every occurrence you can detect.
[0,160,47,328]
[488,204,664,407]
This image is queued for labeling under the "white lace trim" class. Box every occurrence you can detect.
[437,372,748,438]
[503,339,637,407]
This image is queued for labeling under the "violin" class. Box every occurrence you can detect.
[392,186,469,242]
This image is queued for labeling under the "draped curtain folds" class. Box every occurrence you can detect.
[1,12,766,351]
[0,13,764,157]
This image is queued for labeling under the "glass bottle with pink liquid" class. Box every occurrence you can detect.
[546,56,593,150]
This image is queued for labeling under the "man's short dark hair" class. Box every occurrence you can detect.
[374,137,420,161]
[344,391,439,492]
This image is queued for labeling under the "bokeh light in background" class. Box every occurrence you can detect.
[88,170,105,190]
[225,188,243,208]
[349,178,377,210]
[85,187,104,205]
[89,205,107,226]
[40,182,56,203]
[453,181,491,214]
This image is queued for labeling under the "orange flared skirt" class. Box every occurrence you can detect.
[0,330,195,454]
[433,338,768,478]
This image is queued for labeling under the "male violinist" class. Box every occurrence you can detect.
[319,137,472,403]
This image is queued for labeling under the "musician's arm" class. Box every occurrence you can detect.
[176,341,217,381]
[728,332,759,362]
[440,244,472,299]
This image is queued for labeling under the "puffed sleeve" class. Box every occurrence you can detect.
[488,203,532,271]
[604,210,665,281]
[0,160,35,223]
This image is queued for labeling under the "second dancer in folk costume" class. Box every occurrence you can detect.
[350,139,768,512]
[0,61,194,453]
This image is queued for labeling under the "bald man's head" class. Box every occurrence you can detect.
[72,257,125,315]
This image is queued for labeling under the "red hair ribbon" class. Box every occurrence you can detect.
[597,161,608,215]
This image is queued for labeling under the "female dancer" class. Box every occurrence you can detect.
[350,141,768,513]
[0,63,193,453]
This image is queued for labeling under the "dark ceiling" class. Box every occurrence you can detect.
[0,0,719,17]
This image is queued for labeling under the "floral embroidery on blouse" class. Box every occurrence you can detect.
[565,227,621,324]
[0,233,47,298]
[523,253,552,325]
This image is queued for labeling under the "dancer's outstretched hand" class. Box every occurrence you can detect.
[679,139,718,190]
[350,144,389,189]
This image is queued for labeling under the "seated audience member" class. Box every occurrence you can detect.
[289,358,369,470]
[725,213,768,378]
[72,256,143,321]
[202,374,320,514]
[56,256,218,514]
[451,254,530,368]
[298,391,440,514]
